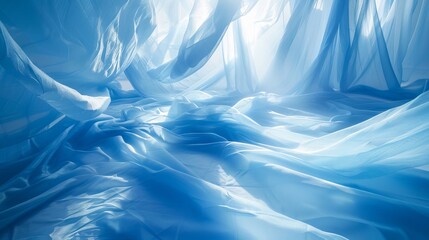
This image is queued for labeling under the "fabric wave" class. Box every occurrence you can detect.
[1,0,428,239]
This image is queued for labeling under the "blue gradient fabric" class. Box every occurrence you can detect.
[1,0,429,239]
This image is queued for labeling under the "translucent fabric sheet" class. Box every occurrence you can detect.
[1,0,429,239]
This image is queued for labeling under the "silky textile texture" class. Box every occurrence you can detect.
[1,0,429,239]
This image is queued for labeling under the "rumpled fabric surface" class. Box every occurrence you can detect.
[1,0,429,239]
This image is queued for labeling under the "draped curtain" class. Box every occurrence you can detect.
[1,0,429,239]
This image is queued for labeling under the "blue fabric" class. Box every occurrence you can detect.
[1,0,429,239]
